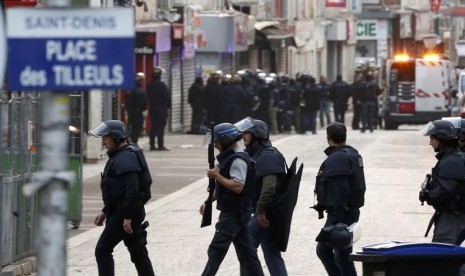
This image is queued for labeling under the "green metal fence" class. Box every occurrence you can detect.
[0,92,83,267]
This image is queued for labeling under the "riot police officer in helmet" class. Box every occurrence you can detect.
[199,123,264,276]
[89,120,155,276]
[313,122,365,276]
[240,117,288,276]
[419,119,465,244]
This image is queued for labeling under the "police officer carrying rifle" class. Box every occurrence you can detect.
[89,120,155,276]
[199,123,264,276]
[313,122,366,276]
[419,119,465,244]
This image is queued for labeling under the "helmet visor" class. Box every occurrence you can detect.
[234,117,254,132]
[418,121,435,136]
[202,129,212,148]
[88,122,110,138]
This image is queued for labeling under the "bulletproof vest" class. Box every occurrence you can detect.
[127,144,153,204]
[364,81,378,101]
[315,146,366,208]
[215,149,254,213]
[431,150,465,211]
[248,145,286,209]
[101,146,145,213]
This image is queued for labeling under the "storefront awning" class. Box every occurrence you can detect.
[255,23,296,49]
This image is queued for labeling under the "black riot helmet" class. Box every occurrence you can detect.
[214,123,242,146]
[315,223,361,249]
[245,119,269,140]
[152,66,164,79]
[89,120,128,140]
[420,120,458,142]
[441,117,465,136]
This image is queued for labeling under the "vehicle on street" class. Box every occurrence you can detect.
[382,54,454,129]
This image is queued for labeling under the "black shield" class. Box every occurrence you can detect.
[265,162,303,252]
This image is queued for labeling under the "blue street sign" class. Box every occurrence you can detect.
[6,8,135,91]
[0,5,5,86]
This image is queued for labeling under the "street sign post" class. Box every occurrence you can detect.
[6,8,135,91]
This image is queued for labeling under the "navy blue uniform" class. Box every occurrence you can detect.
[423,149,465,244]
[315,145,365,276]
[95,145,154,276]
[147,78,171,150]
[202,148,264,276]
[125,87,147,143]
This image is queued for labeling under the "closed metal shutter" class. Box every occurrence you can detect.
[170,47,182,132]
[249,48,259,71]
[277,48,287,74]
[159,52,171,89]
[299,51,307,75]
[158,51,172,132]
[343,44,356,83]
[261,49,271,73]
[288,47,298,78]
[220,52,233,74]
[316,50,322,79]
[182,56,196,133]
[236,51,250,71]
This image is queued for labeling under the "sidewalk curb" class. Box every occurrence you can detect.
[1,256,36,276]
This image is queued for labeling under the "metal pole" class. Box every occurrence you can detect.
[37,93,71,276]
[38,1,72,275]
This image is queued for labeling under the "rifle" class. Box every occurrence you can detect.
[424,210,438,238]
[420,174,431,206]
[201,122,215,228]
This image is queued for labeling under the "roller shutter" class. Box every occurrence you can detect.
[236,51,249,71]
[170,47,182,132]
[316,50,322,80]
[249,48,259,71]
[261,49,271,73]
[220,52,233,74]
[276,48,287,74]
[158,51,172,132]
[182,56,196,133]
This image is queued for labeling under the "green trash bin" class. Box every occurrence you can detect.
[351,241,465,276]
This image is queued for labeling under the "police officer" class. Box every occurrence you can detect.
[350,73,364,130]
[223,74,247,124]
[188,77,205,134]
[241,118,288,276]
[419,119,465,244]
[360,74,379,133]
[318,76,332,129]
[205,72,222,125]
[301,75,321,134]
[199,123,264,276]
[147,67,171,151]
[313,122,366,276]
[330,75,351,125]
[89,120,155,276]
[125,72,147,144]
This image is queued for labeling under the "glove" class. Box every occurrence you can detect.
[311,204,326,219]
[419,190,429,203]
